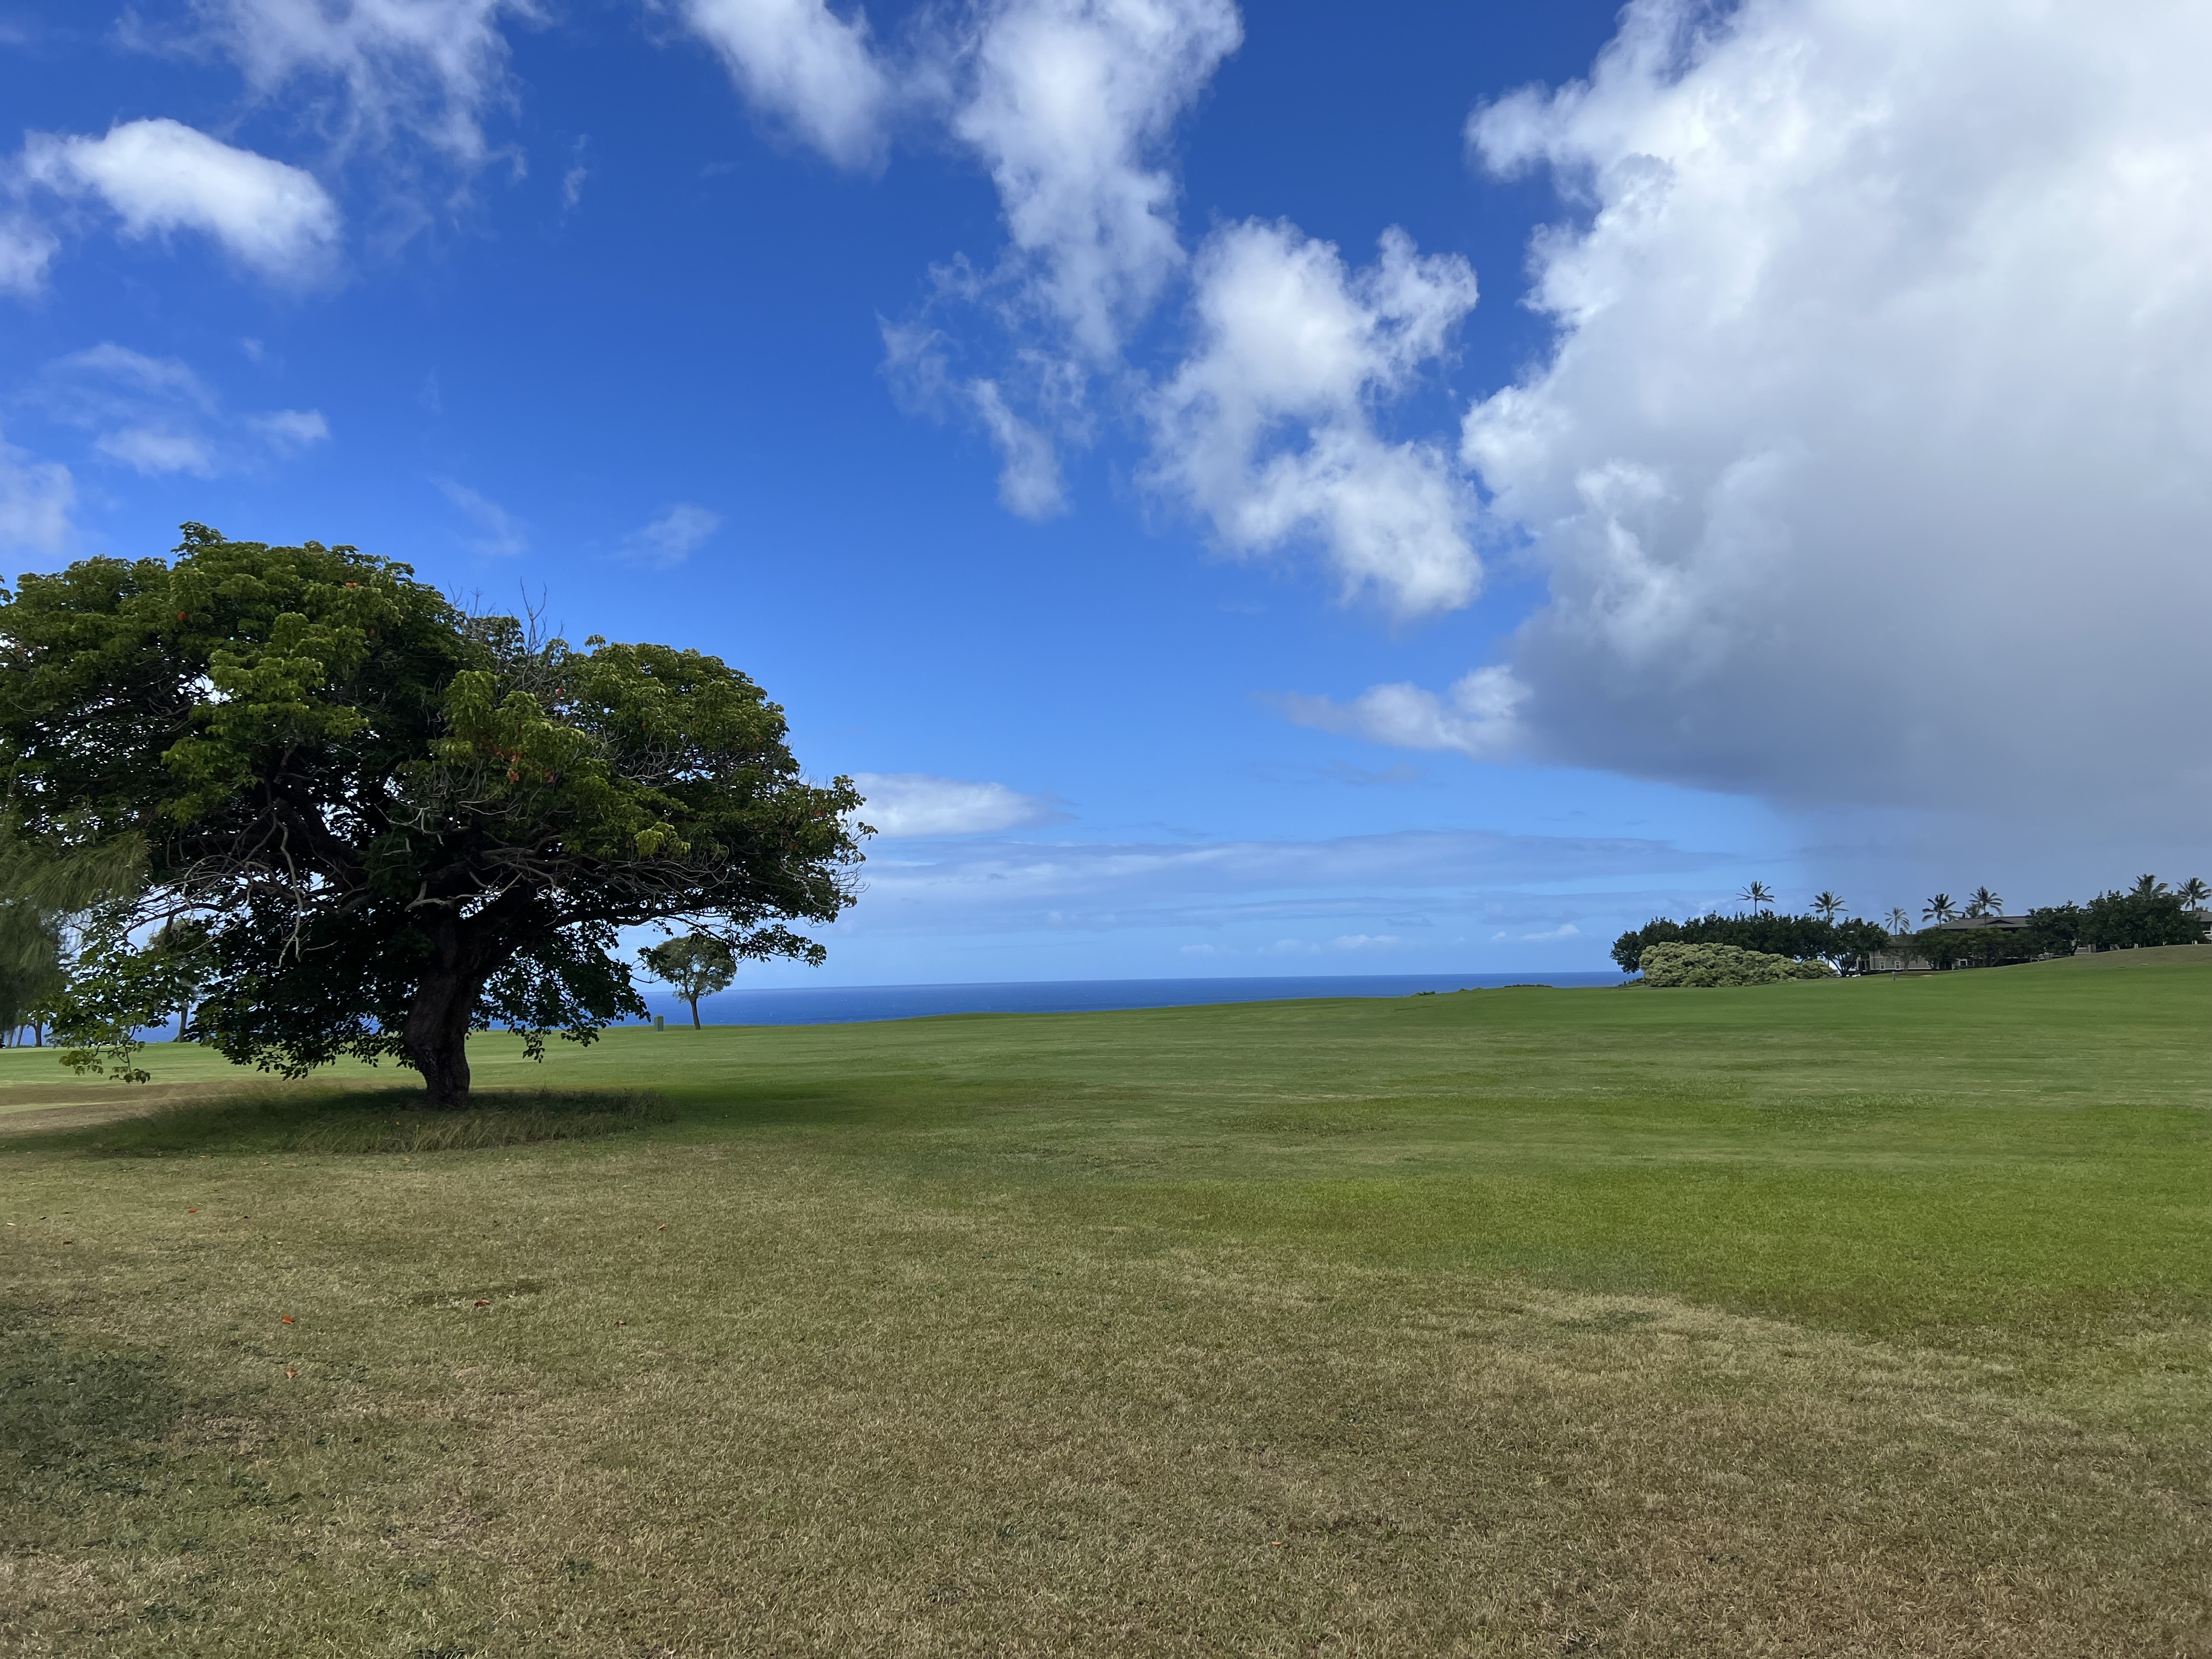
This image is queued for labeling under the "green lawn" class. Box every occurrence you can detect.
[4,949,2209,1655]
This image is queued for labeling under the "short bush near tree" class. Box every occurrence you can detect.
[1638,941,1838,988]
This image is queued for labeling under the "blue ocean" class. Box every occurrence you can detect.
[646,972,1625,1028]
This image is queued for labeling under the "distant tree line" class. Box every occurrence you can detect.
[1613,877,2208,975]
[1611,913,1888,974]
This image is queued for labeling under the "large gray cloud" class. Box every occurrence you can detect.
[1449,0,2212,816]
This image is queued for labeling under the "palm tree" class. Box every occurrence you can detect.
[2178,876,2210,910]
[1883,907,1913,935]
[1739,881,1775,913]
[1923,893,1957,923]
[2130,873,2170,900]
[1810,891,1844,922]
[1965,885,2002,918]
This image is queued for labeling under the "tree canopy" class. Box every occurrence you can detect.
[0,527,865,1103]
[1610,911,1886,974]
[639,932,738,1029]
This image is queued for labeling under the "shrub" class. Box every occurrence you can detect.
[1638,942,1832,988]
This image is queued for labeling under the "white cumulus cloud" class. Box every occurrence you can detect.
[1455,0,2212,815]
[22,119,340,281]
[1148,221,1481,616]
[815,0,1240,516]
[852,772,1062,837]
[679,0,892,168]
[950,0,1242,363]
[1278,666,1528,763]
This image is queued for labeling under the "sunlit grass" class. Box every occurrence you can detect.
[3,946,2208,1655]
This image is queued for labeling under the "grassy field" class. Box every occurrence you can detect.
[3,947,2209,1656]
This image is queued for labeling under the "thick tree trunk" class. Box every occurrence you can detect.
[688,995,701,1030]
[403,964,480,1108]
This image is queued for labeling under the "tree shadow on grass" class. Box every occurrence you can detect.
[0,1303,190,1489]
[10,1085,675,1158]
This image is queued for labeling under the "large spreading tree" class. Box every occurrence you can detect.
[0,526,865,1104]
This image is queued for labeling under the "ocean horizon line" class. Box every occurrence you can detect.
[639,970,1627,1028]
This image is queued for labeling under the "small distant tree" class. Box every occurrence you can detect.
[0,819,137,1049]
[1923,893,1959,923]
[1810,891,1844,922]
[640,933,738,1029]
[1965,885,2003,918]
[2179,876,2211,910]
[1739,881,1776,912]
[2025,902,2084,957]
[1883,907,1913,935]
[2130,873,2171,900]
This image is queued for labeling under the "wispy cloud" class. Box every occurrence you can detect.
[245,408,331,455]
[436,477,527,557]
[178,0,532,169]
[0,216,59,296]
[840,827,1718,937]
[851,772,1063,837]
[678,0,893,169]
[35,343,330,477]
[619,503,720,567]
[0,427,73,554]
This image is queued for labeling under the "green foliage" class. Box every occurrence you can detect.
[1899,893,2203,969]
[2080,888,2207,950]
[639,932,739,1027]
[0,527,865,1101]
[1611,911,1882,973]
[1639,941,1833,987]
[0,819,145,1066]
[1625,880,2208,978]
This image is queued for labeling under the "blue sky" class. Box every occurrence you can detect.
[3,0,2207,984]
